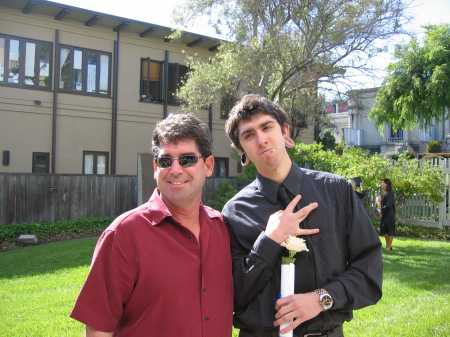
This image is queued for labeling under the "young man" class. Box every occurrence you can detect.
[223,94,383,337]
[70,113,233,337]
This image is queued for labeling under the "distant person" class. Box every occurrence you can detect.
[379,178,396,251]
[349,179,365,199]
[70,113,233,337]
[222,94,383,337]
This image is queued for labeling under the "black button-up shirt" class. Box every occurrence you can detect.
[222,161,383,336]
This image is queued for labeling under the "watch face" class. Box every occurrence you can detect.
[321,294,333,309]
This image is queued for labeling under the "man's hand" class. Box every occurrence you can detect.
[265,195,319,244]
[273,292,323,334]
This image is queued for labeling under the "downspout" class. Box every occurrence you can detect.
[111,36,119,174]
[51,30,60,173]
[208,105,212,132]
[163,50,169,118]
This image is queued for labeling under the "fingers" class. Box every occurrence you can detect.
[273,293,323,334]
[285,194,302,212]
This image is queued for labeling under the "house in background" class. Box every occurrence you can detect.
[2,0,296,178]
[326,87,450,155]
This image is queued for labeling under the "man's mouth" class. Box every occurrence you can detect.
[170,181,186,185]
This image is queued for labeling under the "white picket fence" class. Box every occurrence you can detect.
[398,158,450,229]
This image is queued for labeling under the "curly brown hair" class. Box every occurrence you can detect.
[152,113,213,157]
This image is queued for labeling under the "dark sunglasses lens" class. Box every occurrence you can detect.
[179,156,198,167]
[156,157,172,168]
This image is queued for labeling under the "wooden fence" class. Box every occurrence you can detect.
[0,173,137,225]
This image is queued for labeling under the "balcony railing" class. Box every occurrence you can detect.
[344,128,364,146]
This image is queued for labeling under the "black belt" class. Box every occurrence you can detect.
[239,325,343,337]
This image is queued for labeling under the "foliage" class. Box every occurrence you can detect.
[370,24,450,132]
[334,140,345,155]
[316,130,337,151]
[428,140,442,153]
[0,216,114,251]
[173,0,410,139]
[206,180,239,211]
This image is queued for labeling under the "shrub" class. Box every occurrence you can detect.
[0,216,115,248]
[428,141,442,153]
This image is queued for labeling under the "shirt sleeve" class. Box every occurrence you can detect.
[223,208,284,312]
[70,228,136,332]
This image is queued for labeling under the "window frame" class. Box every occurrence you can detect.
[212,157,229,178]
[139,58,164,103]
[83,151,109,175]
[139,58,189,105]
[58,45,111,96]
[167,62,189,106]
[32,152,50,173]
[0,34,53,90]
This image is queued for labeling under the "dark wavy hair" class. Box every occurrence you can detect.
[225,94,289,152]
[152,113,213,157]
[382,178,392,192]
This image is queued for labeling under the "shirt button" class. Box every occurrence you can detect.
[205,317,209,322]
[203,288,207,293]
[188,235,193,239]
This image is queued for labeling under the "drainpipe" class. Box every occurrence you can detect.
[51,30,60,174]
[111,36,119,174]
[163,50,169,118]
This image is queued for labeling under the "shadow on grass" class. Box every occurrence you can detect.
[0,238,98,279]
[381,238,450,291]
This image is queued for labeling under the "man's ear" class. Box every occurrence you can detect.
[153,159,159,180]
[204,156,215,177]
[282,123,295,148]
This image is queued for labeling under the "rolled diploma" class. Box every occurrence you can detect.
[280,263,295,337]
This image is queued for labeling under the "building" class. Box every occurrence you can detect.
[326,87,450,155]
[0,0,241,177]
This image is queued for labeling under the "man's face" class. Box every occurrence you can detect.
[237,113,290,171]
[153,138,214,208]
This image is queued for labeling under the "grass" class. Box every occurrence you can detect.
[0,237,449,336]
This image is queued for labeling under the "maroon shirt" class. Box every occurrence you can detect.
[70,189,233,337]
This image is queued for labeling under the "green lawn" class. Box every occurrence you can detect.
[0,236,449,336]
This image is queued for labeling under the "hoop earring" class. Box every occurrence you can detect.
[241,153,249,166]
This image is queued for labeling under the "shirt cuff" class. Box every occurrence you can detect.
[253,231,284,266]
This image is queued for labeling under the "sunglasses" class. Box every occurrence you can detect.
[154,155,205,168]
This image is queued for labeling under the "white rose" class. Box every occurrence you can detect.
[281,236,309,252]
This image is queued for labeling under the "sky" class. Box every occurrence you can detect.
[48,0,450,92]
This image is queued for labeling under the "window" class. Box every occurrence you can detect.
[83,151,109,174]
[212,157,229,177]
[390,128,403,139]
[59,46,110,96]
[168,63,189,105]
[32,152,50,173]
[0,34,52,89]
[139,59,189,105]
[140,58,163,102]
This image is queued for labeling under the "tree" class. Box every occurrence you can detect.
[369,24,450,132]
[173,0,410,140]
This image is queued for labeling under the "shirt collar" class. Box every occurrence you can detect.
[256,160,303,205]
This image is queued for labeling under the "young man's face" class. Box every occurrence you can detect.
[237,113,290,172]
[153,138,214,208]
